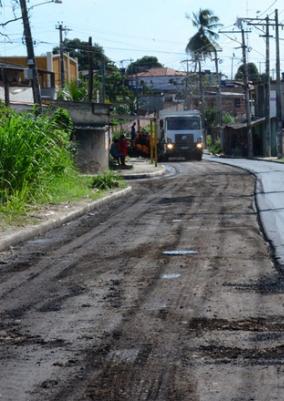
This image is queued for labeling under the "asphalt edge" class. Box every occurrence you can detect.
[207,157,280,271]
[0,186,132,252]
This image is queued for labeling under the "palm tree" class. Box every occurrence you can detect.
[186,9,222,60]
[186,9,222,143]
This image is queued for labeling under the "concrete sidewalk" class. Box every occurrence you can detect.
[113,157,166,179]
[0,158,165,253]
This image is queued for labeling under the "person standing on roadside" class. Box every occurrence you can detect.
[109,138,121,164]
[130,122,136,148]
[118,134,129,166]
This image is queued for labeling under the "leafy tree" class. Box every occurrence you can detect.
[101,64,136,113]
[126,56,163,75]
[235,63,260,82]
[185,9,222,61]
[53,38,108,71]
[53,39,137,111]
[57,80,88,102]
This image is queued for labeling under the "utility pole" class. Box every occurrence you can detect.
[19,0,42,109]
[262,16,272,156]
[275,9,283,157]
[101,62,106,103]
[241,26,253,157]
[88,36,94,102]
[181,59,191,110]
[231,53,235,80]
[56,23,70,89]
[241,14,284,157]
[213,50,223,142]
[220,25,253,157]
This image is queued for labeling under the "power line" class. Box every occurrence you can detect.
[257,0,278,18]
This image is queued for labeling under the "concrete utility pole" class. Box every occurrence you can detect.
[88,36,94,102]
[261,16,272,156]
[101,63,106,103]
[220,25,253,157]
[241,26,253,157]
[275,9,283,157]
[56,23,70,89]
[181,59,192,110]
[213,50,223,142]
[242,13,284,157]
[231,53,235,80]
[19,0,42,109]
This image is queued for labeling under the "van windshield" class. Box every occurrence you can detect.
[166,117,200,130]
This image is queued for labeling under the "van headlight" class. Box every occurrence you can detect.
[166,143,174,150]
[196,143,203,149]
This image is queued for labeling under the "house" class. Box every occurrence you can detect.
[0,52,78,91]
[0,61,55,103]
[128,67,186,94]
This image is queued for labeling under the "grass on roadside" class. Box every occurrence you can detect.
[0,171,125,226]
[0,104,126,226]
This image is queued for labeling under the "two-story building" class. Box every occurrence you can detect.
[0,52,78,102]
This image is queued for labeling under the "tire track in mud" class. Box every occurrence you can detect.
[43,164,263,401]
[0,161,280,401]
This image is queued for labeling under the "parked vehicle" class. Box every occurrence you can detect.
[157,109,204,161]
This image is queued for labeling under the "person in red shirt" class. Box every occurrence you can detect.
[118,134,128,166]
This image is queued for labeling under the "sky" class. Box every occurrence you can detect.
[1,0,284,78]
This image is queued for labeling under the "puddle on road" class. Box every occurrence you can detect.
[163,249,198,256]
[172,219,182,223]
[29,238,51,244]
[161,273,181,279]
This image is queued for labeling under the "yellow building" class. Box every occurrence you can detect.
[0,52,78,89]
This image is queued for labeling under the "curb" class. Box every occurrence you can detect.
[120,165,166,179]
[0,186,132,252]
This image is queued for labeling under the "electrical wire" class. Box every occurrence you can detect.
[257,0,278,18]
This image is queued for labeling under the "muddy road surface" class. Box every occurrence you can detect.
[1,161,284,401]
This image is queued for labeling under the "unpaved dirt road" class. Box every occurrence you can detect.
[1,161,284,401]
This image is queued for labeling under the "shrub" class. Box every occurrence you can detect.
[222,112,235,125]
[0,104,76,207]
[92,171,123,190]
[208,138,223,155]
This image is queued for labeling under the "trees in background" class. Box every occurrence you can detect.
[185,9,222,62]
[235,63,260,82]
[126,56,163,75]
[53,38,108,71]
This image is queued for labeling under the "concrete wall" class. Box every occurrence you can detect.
[74,128,109,173]
[49,101,112,173]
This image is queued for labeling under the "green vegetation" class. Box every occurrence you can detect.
[235,62,260,82]
[92,171,124,190]
[0,104,124,223]
[57,80,88,102]
[126,56,163,75]
[186,9,222,61]
[222,112,235,125]
[207,135,223,155]
[53,38,108,71]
